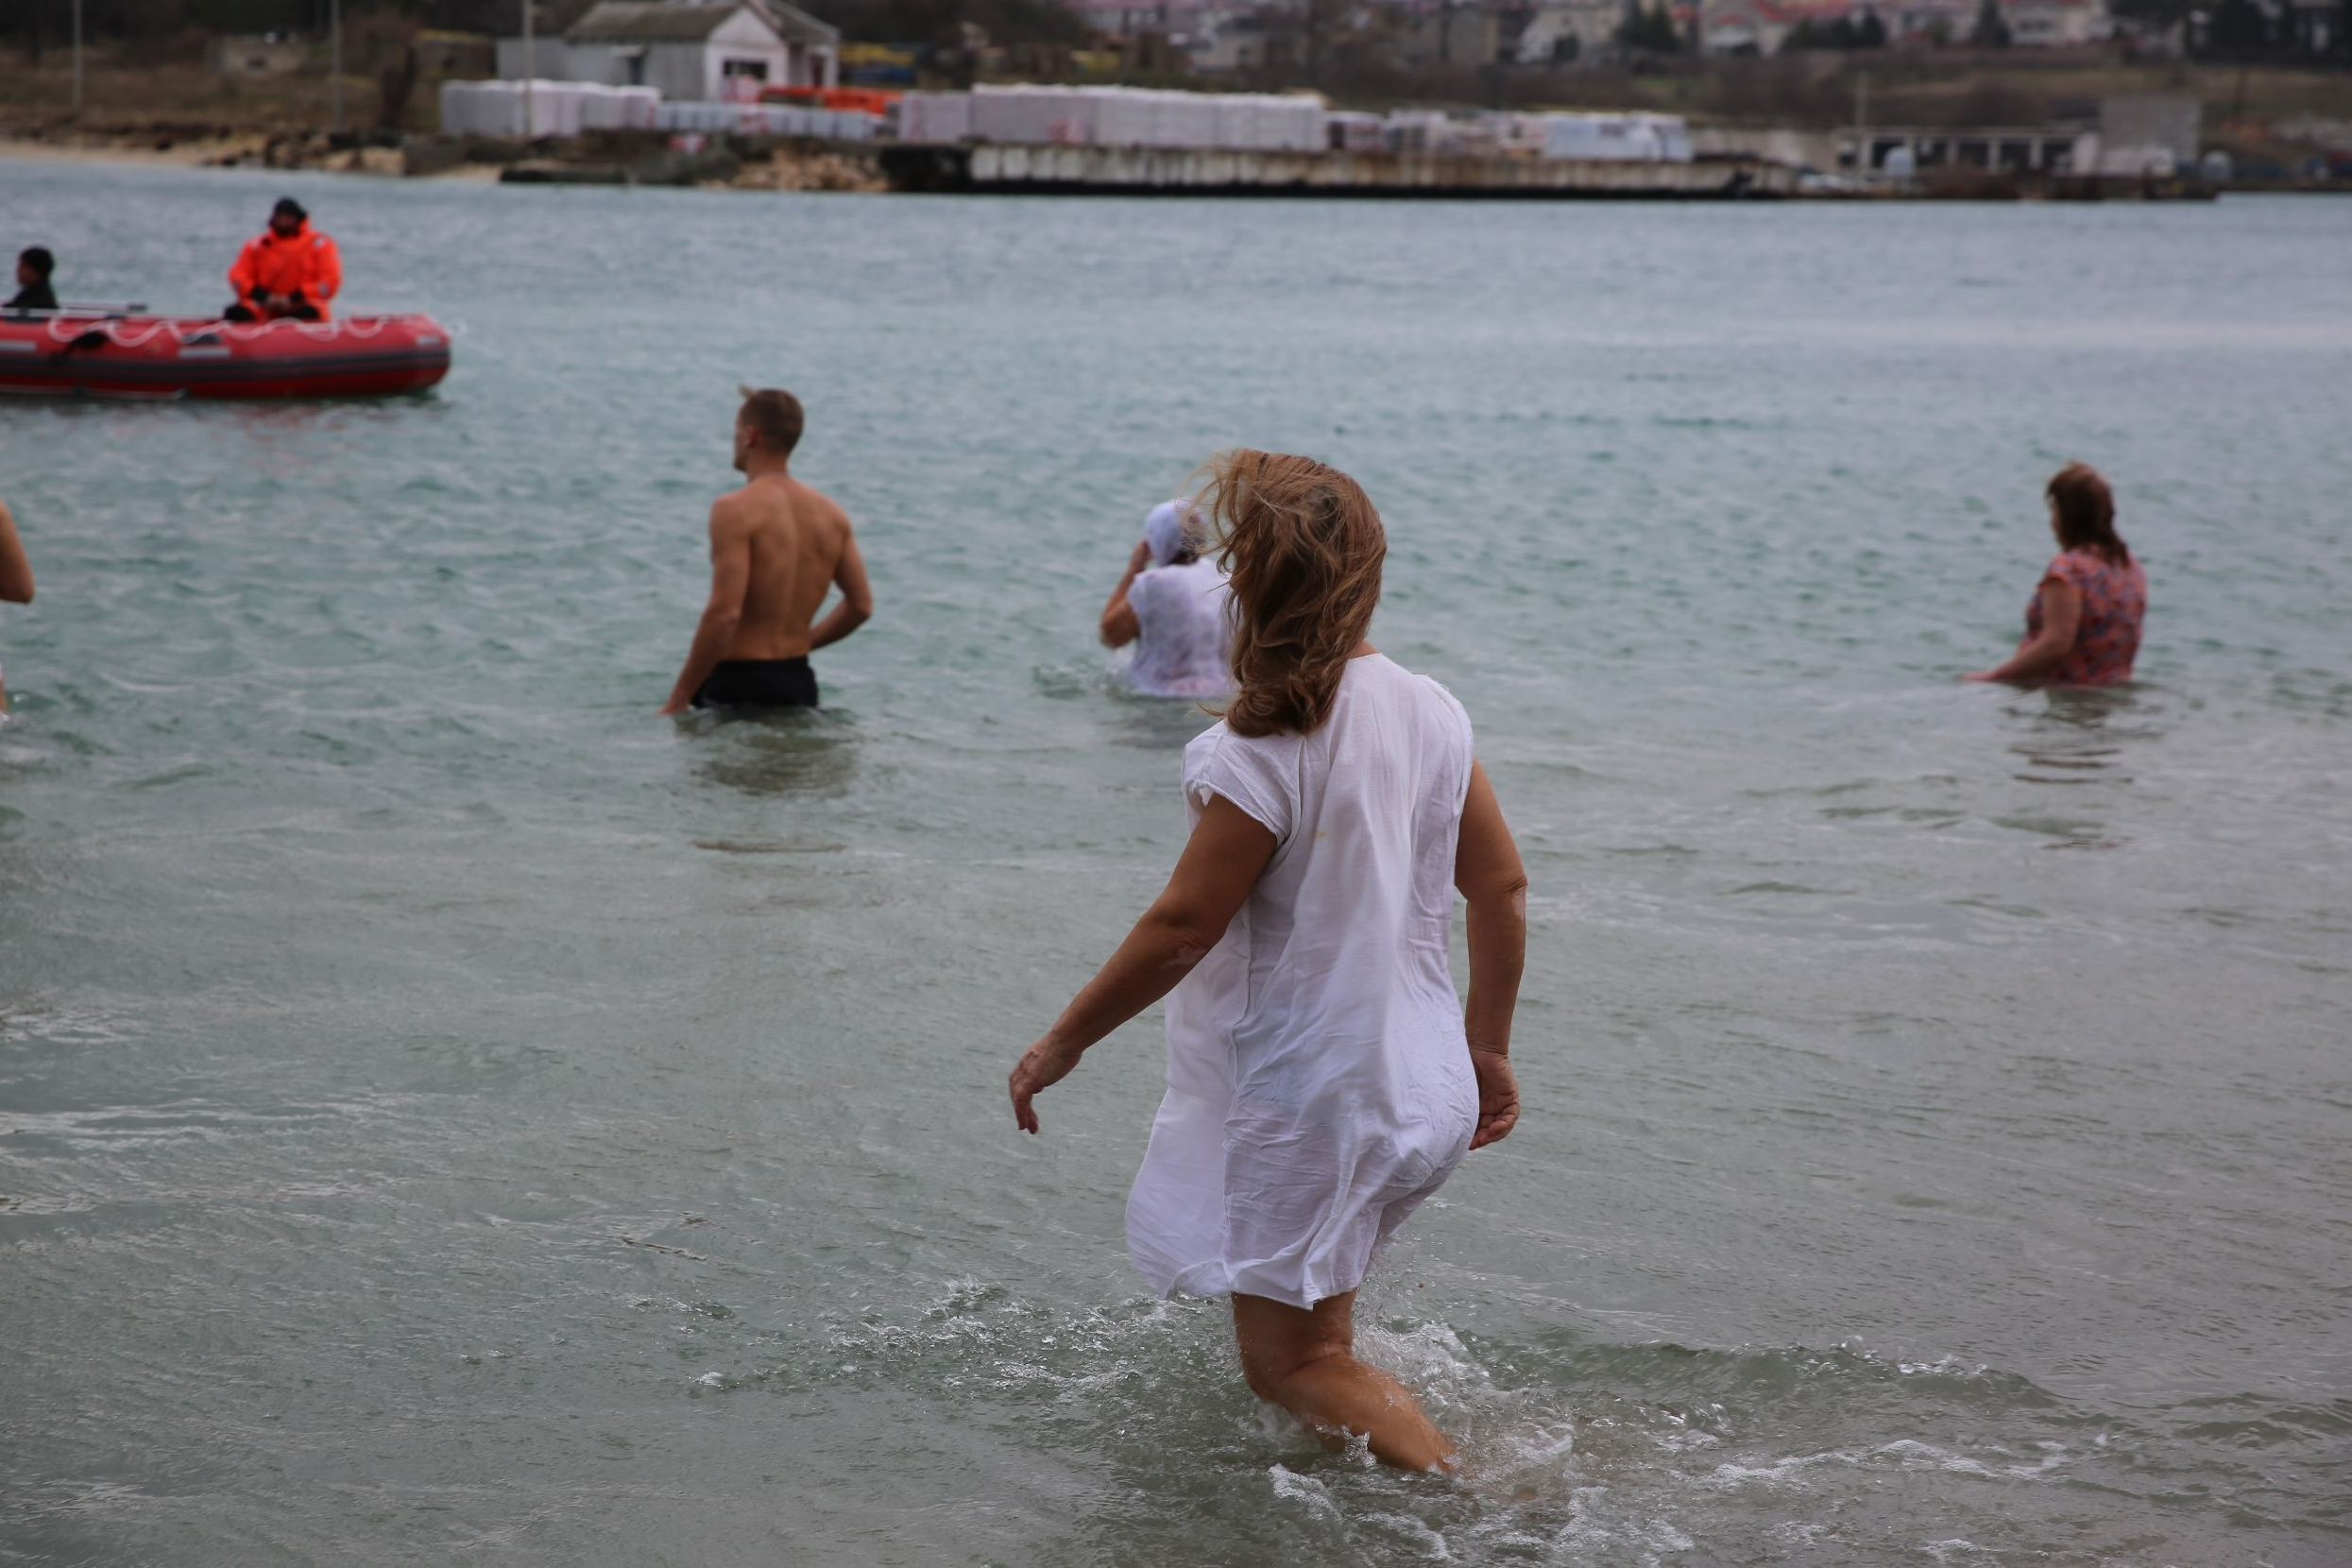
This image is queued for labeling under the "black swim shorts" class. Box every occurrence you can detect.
[692,657,819,709]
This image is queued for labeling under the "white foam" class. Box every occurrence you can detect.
[1267,1463,1341,1518]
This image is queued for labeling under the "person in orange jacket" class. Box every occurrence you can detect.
[224,197,340,322]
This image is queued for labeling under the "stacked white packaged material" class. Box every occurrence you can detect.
[895,91,973,145]
[524,82,586,137]
[1382,111,1450,155]
[905,85,1330,152]
[1155,92,1217,150]
[1089,85,1156,148]
[1270,94,1324,151]
[1536,112,1694,162]
[1212,94,1255,150]
[1450,116,1503,158]
[577,84,624,131]
[972,84,1094,145]
[605,85,661,130]
[1327,111,1383,153]
[439,80,483,134]
[646,102,881,141]
[440,80,593,137]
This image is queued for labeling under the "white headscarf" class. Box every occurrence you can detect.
[1143,499,1197,567]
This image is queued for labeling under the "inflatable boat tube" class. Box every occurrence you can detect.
[0,312,452,400]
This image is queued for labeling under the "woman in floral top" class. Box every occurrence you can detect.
[1968,463,2146,687]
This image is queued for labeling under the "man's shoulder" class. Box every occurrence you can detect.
[791,480,851,529]
[709,482,771,529]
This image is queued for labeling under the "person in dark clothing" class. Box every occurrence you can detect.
[7,248,58,313]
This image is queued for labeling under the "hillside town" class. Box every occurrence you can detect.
[1,0,2346,189]
[457,0,2339,83]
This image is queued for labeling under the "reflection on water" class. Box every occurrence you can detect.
[2000,685,2169,848]
[1101,690,1220,753]
[688,708,860,800]
[2007,685,2161,786]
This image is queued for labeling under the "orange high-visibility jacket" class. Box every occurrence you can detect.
[228,222,342,317]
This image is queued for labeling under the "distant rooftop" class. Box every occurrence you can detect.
[744,0,842,44]
[564,1,839,45]
[569,3,746,43]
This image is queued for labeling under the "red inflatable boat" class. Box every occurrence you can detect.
[0,312,452,400]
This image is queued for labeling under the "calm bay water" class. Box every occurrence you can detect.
[2,160,2347,1566]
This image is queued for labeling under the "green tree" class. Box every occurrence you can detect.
[1615,0,1680,52]
[1969,0,2011,45]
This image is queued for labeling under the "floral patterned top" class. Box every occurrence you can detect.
[2021,547,2147,686]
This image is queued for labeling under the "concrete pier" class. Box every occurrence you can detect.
[880,144,1796,199]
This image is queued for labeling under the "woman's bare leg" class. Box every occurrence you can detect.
[1231,1290,1454,1473]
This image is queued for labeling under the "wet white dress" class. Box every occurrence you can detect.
[1123,558,1233,699]
[1126,655,1479,1310]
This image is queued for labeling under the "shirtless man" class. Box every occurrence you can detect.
[660,388,872,714]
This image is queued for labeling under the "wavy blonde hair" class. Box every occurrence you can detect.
[1198,450,1385,738]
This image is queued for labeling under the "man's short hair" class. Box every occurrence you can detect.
[737,386,804,457]
[20,247,54,280]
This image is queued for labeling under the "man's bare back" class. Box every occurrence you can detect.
[718,474,857,662]
[661,391,872,714]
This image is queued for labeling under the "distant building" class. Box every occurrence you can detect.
[1192,11,1310,70]
[1064,0,1219,40]
[1515,0,1632,61]
[1696,0,1804,54]
[2277,0,2340,54]
[1696,0,2108,52]
[2092,93,2199,173]
[1400,6,1509,65]
[499,0,838,98]
[2003,0,2107,45]
[1833,94,2199,176]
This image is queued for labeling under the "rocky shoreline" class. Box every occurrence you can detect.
[0,127,886,193]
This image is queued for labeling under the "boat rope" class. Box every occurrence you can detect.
[29,315,412,351]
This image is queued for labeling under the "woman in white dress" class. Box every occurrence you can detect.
[1009,451,1527,1472]
[1099,499,1233,699]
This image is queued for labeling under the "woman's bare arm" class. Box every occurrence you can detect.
[1100,539,1151,648]
[1455,760,1528,1149]
[1010,795,1277,1133]
[0,500,33,605]
[1967,578,2080,683]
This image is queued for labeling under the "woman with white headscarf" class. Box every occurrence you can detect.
[1100,499,1233,699]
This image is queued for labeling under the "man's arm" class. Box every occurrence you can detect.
[310,235,341,304]
[228,238,260,301]
[809,527,873,652]
[0,499,33,605]
[659,502,752,715]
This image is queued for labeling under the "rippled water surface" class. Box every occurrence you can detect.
[2,160,2348,1566]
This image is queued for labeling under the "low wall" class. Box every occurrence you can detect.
[885,144,1795,197]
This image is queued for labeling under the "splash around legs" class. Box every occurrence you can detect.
[1232,1289,1456,1474]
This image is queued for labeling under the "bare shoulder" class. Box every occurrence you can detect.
[708,484,756,533]
[793,480,853,536]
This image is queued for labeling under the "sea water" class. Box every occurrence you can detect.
[1,160,2346,1565]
